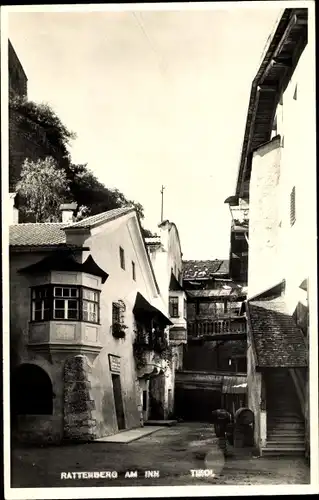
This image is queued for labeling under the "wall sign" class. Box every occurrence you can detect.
[109,354,121,373]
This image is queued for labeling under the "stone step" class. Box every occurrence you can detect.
[267,423,305,432]
[262,446,305,457]
[267,437,305,444]
[268,416,304,422]
[268,430,305,437]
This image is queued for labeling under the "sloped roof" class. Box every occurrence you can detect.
[9,207,135,247]
[182,260,229,280]
[246,298,308,368]
[63,206,134,229]
[10,223,67,247]
[19,251,109,283]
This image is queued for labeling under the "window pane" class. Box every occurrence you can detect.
[70,288,78,297]
[54,287,63,297]
[82,310,89,321]
[34,300,42,311]
[34,310,42,321]
[68,310,78,319]
[83,288,97,301]
[54,309,65,319]
[43,309,50,320]
[55,299,65,309]
[68,300,78,310]
[62,288,70,297]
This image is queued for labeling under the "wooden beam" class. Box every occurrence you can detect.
[189,333,246,342]
[260,14,297,84]
[258,84,277,92]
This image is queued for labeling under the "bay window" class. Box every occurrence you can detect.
[31,285,100,324]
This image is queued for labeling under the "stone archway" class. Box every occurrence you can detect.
[11,363,53,418]
[63,355,98,441]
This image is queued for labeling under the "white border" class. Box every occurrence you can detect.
[2,2,318,498]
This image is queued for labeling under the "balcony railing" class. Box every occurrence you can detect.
[188,318,246,337]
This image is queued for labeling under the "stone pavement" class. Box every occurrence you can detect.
[94,426,162,443]
[10,422,310,488]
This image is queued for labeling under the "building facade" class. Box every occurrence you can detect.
[225,8,314,457]
[175,260,248,422]
[145,220,187,420]
[10,204,175,443]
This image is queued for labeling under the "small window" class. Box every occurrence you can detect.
[183,299,187,319]
[169,297,179,318]
[31,287,50,321]
[290,186,296,226]
[82,288,99,323]
[112,302,121,324]
[119,246,125,270]
[132,261,136,281]
[53,286,79,320]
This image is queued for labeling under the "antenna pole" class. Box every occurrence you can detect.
[160,185,165,222]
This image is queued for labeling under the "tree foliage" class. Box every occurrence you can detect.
[10,95,75,163]
[16,157,69,222]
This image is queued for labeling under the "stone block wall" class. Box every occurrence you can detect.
[64,355,98,441]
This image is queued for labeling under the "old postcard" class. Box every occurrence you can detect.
[2,1,318,498]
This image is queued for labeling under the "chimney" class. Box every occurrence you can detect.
[9,193,19,224]
[60,203,77,224]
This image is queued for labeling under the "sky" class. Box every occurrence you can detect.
[7,3,282,259]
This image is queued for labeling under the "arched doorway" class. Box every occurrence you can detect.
[11,364,53,417]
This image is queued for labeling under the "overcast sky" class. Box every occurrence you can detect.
[8,3,282,259]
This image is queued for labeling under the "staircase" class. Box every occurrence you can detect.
[262,370,305,457]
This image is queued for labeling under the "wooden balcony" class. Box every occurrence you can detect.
[188,317,247,341]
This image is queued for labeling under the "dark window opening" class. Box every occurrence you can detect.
[169,297,179,318]
[142,390,147,411]
[119,246,125,270]
[112,302,121,324]
[11,364,53,416]
[290,186,296,226]
[132,261,136,281]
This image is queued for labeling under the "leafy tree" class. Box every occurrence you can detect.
[67,163,145,221]
[16,157,69,222]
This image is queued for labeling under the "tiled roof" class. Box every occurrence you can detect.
[186,289,246,299]
[247,299,308,368]
[9,207,136,247]
[182,260,229,280]
[64,206,135,229]
[10,223,67,246]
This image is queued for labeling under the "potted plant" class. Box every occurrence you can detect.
[112,322,128,339]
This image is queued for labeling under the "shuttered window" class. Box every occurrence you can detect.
[290,186,296,226]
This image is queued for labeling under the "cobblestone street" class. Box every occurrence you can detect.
[11,423,310,488]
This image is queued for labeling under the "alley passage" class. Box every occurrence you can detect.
[11,423,309,488]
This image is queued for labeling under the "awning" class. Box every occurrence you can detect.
[19,250,109,283]
[133,292,173,326]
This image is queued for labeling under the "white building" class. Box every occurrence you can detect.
[9,204,175,443]
[225,7,315,458]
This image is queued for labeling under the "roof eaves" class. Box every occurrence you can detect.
[63,207,135,231]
